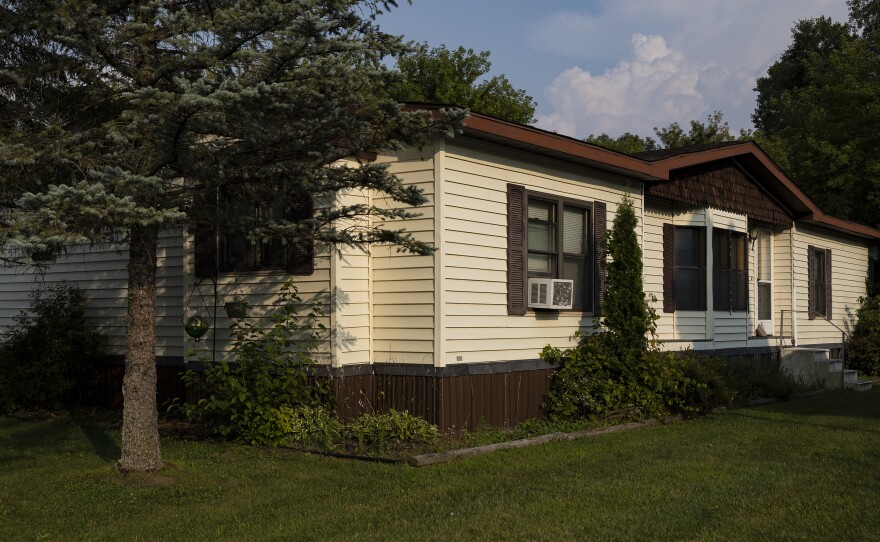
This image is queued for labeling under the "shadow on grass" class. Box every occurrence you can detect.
[0,416,122,467]
[726,391,880,435]
[78,423,120,463]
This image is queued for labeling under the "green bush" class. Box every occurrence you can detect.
[177,280,332,446]
[846,290,880,376]
[284,405,343,449]
[727,358,807,400]
[541,335,698,422]
[342,409,440,453]
[674,350,735,414]
[0,283,104,413]
[541,196,741,423]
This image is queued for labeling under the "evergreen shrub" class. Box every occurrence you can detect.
[0,283,104,413]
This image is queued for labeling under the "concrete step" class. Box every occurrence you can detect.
[781,348,830,362]
[845,380,873,392]
[827,359,843,372]
[843,369,859,383]
[811,349,830,362]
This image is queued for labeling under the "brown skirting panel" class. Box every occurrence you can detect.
[93,363,556,432]
[332,368,556,431]
[90,346,811,432]
[90,365,195,411]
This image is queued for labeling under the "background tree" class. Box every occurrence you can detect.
[753,0,880,227]
[0,0,462,472]
[585,111,748,154]
[392,43,537,124]
[582,132,659,154]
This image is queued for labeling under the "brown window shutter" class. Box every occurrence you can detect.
[507,184,526,315]
[287,193,314,275]
[825,248,832,319]
[194,223,218,279]
[663,223,675,313]
[593,201,607,316]
[808,245,816,320]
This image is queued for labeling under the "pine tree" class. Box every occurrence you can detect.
[0,0,462,472]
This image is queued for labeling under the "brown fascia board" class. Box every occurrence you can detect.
[404,104,662,181]
[405,104,880,241]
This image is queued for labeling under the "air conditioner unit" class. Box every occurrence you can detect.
[527,278,574,310]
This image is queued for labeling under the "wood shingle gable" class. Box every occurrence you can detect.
[645,159,793,228]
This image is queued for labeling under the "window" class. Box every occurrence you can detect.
[673,226,706,311]
[220,198,287,272]
[871,256,879,289]
[191,190,313,278]
[525,195,592,311]
[808,245,832,320]
[712,229,748,311]
[756,230,772,323]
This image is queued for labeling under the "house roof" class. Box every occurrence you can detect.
[633,141,747,161]
[407,104,880,241]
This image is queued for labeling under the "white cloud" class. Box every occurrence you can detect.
[536,34,759,138]
[528,0,848,71]
[528,0,849,136]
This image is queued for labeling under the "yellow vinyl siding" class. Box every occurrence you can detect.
[772,229,793,338]
[370,148,437,364]
[332,189,373,367]
[791,223,870,345]
[439,140,637,365]
[0,229,185,358]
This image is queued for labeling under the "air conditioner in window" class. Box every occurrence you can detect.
[527,278,574,310]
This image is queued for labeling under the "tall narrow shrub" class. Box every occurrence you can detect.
[601,195,656,370]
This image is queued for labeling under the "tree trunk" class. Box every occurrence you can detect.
[118,224,164,472]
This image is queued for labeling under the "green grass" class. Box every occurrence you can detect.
[2,390,879,541]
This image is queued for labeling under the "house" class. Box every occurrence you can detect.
[2,105,877,429]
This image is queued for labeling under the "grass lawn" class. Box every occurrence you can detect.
[2,390,879,541]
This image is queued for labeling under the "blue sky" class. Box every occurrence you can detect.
[377,0,850,138]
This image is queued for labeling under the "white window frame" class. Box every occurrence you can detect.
[755,230,773,333]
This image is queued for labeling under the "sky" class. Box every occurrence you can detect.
[377,0,851,139]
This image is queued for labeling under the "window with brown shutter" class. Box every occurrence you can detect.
[593,202,607,316]
[712,228,748,311]
[195,189,314,276]
[194,223,218,279]
[507,184,599,314]
[507,184,527,315]
[665,225,706,312]
[808,246,831,319]
[663,224,675,313]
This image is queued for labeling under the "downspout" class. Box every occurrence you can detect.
[705,208,714,344]
[790,225,798,346]
[433,135,446,368]
[640,184,646,260]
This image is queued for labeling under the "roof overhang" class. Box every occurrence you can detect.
[406,104,880,241]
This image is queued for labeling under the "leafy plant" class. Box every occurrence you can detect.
[727,358,809,401]
[342,409,440,454]
[846,287,880,376]
[673,350,736,414]
[0,283,104,413]
[176,280,332,446]
[284,405,343,449]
